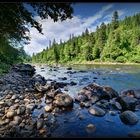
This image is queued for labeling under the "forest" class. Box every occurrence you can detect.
[32,11,140,64]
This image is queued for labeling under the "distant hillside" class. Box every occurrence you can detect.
[32,11,140,64]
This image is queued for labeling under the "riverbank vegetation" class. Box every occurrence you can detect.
[32,11,140,64]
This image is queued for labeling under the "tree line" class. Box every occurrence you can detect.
[32,11,140,64]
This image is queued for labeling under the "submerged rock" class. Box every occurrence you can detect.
[88,106,106,117]
[86,124,96,133]
[120,111,139,125]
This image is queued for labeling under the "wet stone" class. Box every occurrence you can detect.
[88,106,106,117]
[120,111,139,125]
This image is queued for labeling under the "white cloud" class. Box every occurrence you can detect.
[24,4,124,56]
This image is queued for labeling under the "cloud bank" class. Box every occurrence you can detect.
[24,4,124,56]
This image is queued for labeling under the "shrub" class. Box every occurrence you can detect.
[116,56,127,63]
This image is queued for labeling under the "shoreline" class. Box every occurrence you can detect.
[29,62,140,67]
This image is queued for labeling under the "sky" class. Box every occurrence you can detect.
[24,3,140,56]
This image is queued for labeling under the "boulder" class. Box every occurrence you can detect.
[117,96,137,111]
[12,64,35,76]
[88,106,106,117]
[53,93,73,108]
[120,111,139,125]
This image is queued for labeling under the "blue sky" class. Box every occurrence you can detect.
[24,3,140,56]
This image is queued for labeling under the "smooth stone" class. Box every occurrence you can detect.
[15,99,20,103]
[44,104,53,112]
[120,111,139,125]
[88,106,106,117]
[0,101,5,105]
[86,124,96,133]
[6,110,15,118]
[109,111,117,116]
[13,116,22,125]
[11,95,18,100]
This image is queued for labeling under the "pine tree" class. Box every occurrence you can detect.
[112,11,119,30]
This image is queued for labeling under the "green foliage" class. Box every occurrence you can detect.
[32,11,140,64]
[116,56,127,63]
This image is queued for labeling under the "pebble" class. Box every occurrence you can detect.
[6,110,15,118]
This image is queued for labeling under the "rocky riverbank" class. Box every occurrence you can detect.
[0,64,140,137]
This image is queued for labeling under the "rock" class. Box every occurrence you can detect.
[78,83,118,104]
[0,101,5,105]
[110,99,122,110]
[12,64,35,76]
[44,104,53,112]
[37,119,44,129]
[24,98,30,103]
[80,101,92,108]
[64,87,68,91]
[79,115,85,120]
[86,124,96,133]
[109,111,117,116]
[6,110,15,118]
[133,89,140,99]
[53,82,68,89]
[13,116,22,125]
[59,77,67,80]
[26,103,35,111]
[120,111,139,125]
[93,77,98,79]
[11,95,18,100]
[75,94,88,102]
[121,89,135,97]
[35,83,51,93]
[103,86,119,98]
[70,81,77,86]
[38,113,44,119]
[15,99,20,103]
[117,96,137,111]
[79,70,86,73]
[128,131,140,137]
[88,106,106,117]
[45,98,53,104]
[67,67,72,70]
[17,106,26,115]
[19,122,25,128]
[53,93,73,108]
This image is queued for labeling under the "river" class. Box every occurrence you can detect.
[33,64,140,138]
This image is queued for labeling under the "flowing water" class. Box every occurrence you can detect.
[33,64,140,138]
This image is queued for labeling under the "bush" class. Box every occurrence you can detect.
[116,56,127,63]
[130,55,140,63]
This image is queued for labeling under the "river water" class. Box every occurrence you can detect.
[33,64,140,138]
